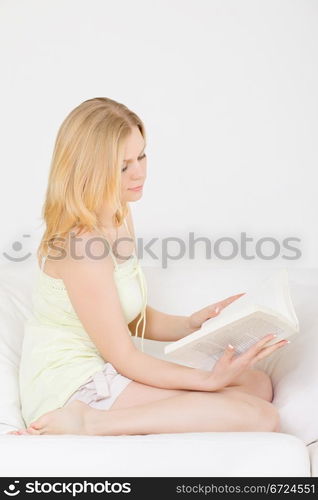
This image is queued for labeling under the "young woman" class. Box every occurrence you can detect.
[9,97,288,437]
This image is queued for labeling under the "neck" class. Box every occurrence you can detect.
[98,200,127,230]
[98,202,117,229]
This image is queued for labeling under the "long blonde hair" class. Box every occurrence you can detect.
[37,97,146,262]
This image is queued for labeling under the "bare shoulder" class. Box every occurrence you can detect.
[54,228,113,279]
[68,227,110,256]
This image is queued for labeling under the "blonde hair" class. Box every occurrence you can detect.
[37,97,146,262]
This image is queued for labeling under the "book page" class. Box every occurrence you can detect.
[246,269,295,323]
[203,314,287,356]
[200,268,297,330]
[166,311,295,369]
[164,269,299,369]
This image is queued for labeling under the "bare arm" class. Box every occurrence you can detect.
[118,348,210,391]
[61,232,213,392]
[128,305,197,342]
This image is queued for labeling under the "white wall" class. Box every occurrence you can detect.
[0,0,317,271]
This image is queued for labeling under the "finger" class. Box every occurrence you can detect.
[254,339,288,360]
[222,296,237,305]
[208,305,221,316]
[221,294,244,307]
[253,340,289,362]
[218,300,232,310]
[241,333,277,360]
[228,293,245,301]
[220,343,236,361]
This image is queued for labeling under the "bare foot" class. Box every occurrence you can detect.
[6,429,31,435]
[26,400,94,435]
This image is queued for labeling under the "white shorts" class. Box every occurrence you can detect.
[63,362,133,410]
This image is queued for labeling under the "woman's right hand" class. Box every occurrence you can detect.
[204,333,289,392]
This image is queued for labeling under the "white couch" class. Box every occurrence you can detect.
[0,258,317,477]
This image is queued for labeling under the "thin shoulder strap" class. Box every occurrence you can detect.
[133,267,147,352]
[123,217,137,257]
[95,228,119,269]
[95,220,135,268]
[41,255,47,271]
[123,217,131,236]
[106,237,119,269]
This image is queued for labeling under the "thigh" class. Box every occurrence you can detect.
[110,381,188,410]
[110,378,273,414]
[110,368,273,411]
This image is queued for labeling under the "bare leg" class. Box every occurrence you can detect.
[7,369,276,435]
[87,390,279,436]
[20,388,279,436]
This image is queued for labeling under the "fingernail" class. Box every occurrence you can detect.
[228,343,234,349]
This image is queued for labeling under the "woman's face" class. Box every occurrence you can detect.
[120,126,147,202]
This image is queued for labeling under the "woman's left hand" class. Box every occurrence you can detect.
[188,293,246,331]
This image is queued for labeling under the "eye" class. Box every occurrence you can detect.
[121,153,146,173]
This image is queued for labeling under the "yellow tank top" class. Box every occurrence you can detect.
[19,219,147,427]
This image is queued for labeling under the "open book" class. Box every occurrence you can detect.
[164,268,299,370]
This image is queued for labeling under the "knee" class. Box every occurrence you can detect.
[228,368,273,402]
[252,400,280,432]
[254,370,274,403]
[248,369,274,402]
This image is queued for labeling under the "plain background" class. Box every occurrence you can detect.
[0,0,317,271]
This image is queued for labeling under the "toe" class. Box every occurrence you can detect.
[28,418,44,430]
[26,426,42,435]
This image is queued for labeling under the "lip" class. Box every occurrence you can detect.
[129,185,143,191]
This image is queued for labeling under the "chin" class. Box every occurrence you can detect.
[127,190,143,197]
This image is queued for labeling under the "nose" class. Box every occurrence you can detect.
[130,161,146,180]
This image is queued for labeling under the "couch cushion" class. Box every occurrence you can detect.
[0,432,310,477]
[308,441,318,477]
[0,260,36,433]
[252,270,318,447]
